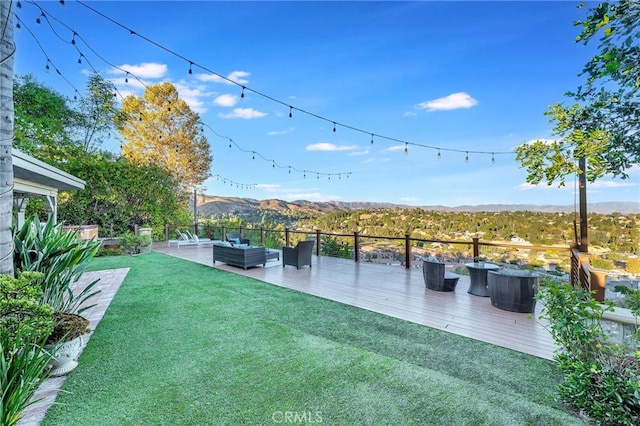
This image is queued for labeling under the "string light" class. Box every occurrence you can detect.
[465,152,469,163]
[404,143,408,155]
[240,86,245,98]
[491,153,496,164]
[16,21,21,30]
[27,0,515,163]
[370,134,374,144]
[437,149,441,160]
[333,122,336,132]
[188,61,193,74]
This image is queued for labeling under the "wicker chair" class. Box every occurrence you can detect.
[283,240,314,269]
[423,259,459,292]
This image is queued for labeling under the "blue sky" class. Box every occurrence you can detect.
[13,1,640,207]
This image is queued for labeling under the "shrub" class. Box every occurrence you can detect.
[320,235,351,259]
[13,216,101,315]
[591,257,616,270]
[0,272,54,426]
[120,231,152,255]
[538,278,640,425]
[626,258,640,274]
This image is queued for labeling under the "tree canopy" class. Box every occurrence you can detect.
[13,74,191,234]
[115,82,212,189]
[516,0,639,186]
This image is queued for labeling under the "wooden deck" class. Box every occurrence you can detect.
[152,243,557,360]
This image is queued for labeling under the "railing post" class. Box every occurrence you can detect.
[285,228,290,247]
[164,223,169,241]
[405,233,411,269]
[472,237,480,259]
[316,229,321,256]
[354,231,360,263]
[134,224,139,236]
[239,225,243,236]
[194,221,198,236]
[590,269,607,303]
[221,225,226,242]
[260,226,265,245]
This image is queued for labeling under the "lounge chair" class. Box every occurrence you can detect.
[168,231,193,247]
[422,258,459,292]
[184,230,213,246]
[283,240,314,269]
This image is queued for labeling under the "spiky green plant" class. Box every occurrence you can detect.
[13,216,101,314]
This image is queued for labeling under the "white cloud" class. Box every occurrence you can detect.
[417,92,478,111]
[196,70,250,85]
[110,62,168,79]
[385,145,406,152]
[306,143,357,152]
[174,82,208,113]
[214,94,238,107]
[590,180,636,189]
[399,197,420,203]
[347,149,369,156]
[516,182,570,191]
[404,111,418,117]
[219,108,267,119]
[267,127,295,136]
[256,183,281,190]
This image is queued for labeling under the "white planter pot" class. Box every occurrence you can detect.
[46,336,83,376]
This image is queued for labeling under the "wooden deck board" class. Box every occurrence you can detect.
[152,243,557,360]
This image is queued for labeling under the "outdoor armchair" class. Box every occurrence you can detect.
[282,240,314,269]
[422,258,459,292]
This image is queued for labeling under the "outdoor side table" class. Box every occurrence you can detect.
[465,262,500,297]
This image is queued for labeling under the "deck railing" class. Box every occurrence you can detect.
[162,223,618,301]
[165,223,571,264]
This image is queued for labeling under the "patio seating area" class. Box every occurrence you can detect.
[152,243,556,360]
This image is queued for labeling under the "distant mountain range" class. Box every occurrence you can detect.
[196,196,640,222]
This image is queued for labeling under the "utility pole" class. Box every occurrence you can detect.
[578,157,588,252]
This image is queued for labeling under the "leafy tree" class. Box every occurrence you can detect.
[13,74,77,161]
[516,1,639,185]
[73,72,117,153]
[58,151,188,236]
[115,82,212,189]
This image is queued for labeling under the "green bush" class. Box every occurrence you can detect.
[0,272,54,426]
[591,257,616,270]
[320,235,351,259]
[120,231,152,255]
[538,278,640,425]
[13,216,101,315]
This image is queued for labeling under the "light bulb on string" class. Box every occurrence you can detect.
[59,0,65,6]
[17,2,22,8]
[272,161,276,168]
[252,152,255,160]
[188,62,193,75]
[404,143,408,155]
[36,13,44,24]
[288,167,291,174]
[437,150,441,160]
[71,32,76,45]
[125,73,129,83]
[370,134,374,144]
[77,54,83,64]
[333,122,336,132]
[465,152,469,163]
[491,153,496,164]
[317,174,320,180]
[45,60,50,72]
[240,87,245,98]
[16,21,21,31]
[289,106,293,118]
[228,142,232,148]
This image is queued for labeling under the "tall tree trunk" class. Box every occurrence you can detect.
[0,1,14,276]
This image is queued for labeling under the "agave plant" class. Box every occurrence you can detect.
[13,216,101,315]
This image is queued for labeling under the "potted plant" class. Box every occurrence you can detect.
[45,312,91,376]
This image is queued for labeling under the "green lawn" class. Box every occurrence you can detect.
[42,252,579,425]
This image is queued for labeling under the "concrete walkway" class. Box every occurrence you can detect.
[17,268,129,426]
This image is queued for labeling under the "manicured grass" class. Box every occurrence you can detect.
[42,252,579,425]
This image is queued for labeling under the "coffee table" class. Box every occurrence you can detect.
[465,262,500,297]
